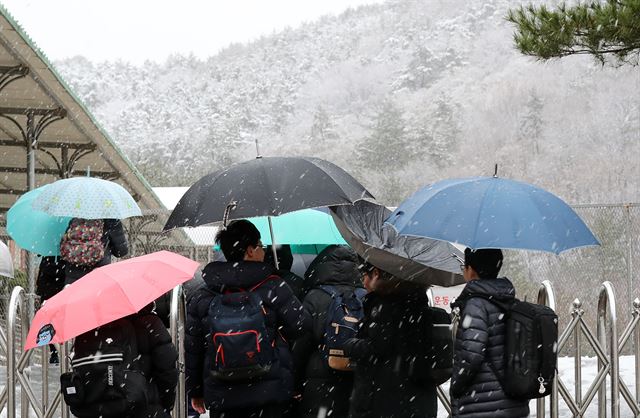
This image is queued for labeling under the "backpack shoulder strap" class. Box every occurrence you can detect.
[318,285,339,298]
[249,274,280,292]
[464,292,514,312]
[354,287,367,299]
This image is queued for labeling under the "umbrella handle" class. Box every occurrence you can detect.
[222,201,237,228]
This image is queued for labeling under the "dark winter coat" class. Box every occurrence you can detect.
[64,218,129,284]
[36,256,66,301]
[449,278,529,418]
[129,306,179,418]
[344,283,438,418]
[292,245,362,418]
[265,244,313,300]
[71,307,178,418]
[185,261,310,412]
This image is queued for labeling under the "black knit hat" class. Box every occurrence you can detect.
[464,248,503,278]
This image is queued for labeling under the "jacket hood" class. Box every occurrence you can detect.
[304,245,360,287]
[452,277,517,309]
[202,261,277,292]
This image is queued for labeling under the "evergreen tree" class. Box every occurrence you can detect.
[518,90,544,156]
[309,105,338,142]
[357,99,410,170]
[410,97,460,168]
[507,0,640,65]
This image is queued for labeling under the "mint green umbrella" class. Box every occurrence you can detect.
[7,185,72,256]
[214,209,347,255]
[249,209,346,246]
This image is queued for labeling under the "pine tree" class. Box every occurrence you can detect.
[507,0,640,65]
[410,97,460,168]
[357,99,411,170]
[310,105,338,142]
[518,91,544,156]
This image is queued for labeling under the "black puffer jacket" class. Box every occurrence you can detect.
[129,306,179,418]
[64,219,129,284]
[450,278,529,418]
[344,282,438,418]
[292,245,362,418]
[185,261,309,412]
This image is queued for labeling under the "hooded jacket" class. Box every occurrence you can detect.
[449,278,529,418]
[64,219,129,284]
[292,245,362,418]
[344,281,438,418]
[129,305,179,417]
[185,261,309,411]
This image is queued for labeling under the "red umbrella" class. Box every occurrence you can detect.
[25,251,199,350]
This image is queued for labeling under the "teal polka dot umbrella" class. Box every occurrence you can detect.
[31,177,142,219]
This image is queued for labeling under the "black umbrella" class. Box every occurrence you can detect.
[164,157,373,230]
[163,157,373,269]
[330,200,464,287]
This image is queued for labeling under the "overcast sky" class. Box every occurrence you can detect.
[1,0,383,64]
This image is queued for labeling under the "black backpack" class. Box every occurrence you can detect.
[471,296,558,399]
[208,276,277,381]
[60,318,148,418]
[319,285,367,371]
[422,307,453,385]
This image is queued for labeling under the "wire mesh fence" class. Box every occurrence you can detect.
[502,204,640,355]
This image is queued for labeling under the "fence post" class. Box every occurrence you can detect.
[170,286,186,418]
[59,341,70,418]
[7,286,27,418]
[537,280,558,418]
[597,281,619,418]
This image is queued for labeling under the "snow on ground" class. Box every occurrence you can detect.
[1,356,637,417]
[437,356,637,418]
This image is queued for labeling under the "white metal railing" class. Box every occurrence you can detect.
[437,280,632,418]
[2,281,639,418]
[2,285,187,418]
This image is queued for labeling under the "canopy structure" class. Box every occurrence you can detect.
[0,6,162,211]
[0,5,193,285]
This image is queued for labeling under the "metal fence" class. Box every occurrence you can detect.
[2,280,640,417]
[500,204,640,355]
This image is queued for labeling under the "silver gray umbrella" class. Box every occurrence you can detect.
[331,200,464,287]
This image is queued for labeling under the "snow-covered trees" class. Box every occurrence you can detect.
[51,0,639,206]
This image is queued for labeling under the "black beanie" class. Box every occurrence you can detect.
[464,248,503,278]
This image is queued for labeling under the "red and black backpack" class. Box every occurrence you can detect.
[207,276,278,381]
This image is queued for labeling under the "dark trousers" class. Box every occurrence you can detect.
[211,404,283,418]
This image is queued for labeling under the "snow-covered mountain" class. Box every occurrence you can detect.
[53,0,640,205]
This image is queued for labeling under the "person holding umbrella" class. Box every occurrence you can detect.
[291,244,364,418]
[185,220,309,418]
[449,248,529,418]
[343,261,438,418]
[64,302,178,418]
[61,218,129,284]
[25,251,199,418]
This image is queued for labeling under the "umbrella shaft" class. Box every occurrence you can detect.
[268,216,279,270]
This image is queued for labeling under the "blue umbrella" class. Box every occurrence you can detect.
[386,176,600,254]
[7,186,72,256]
[31,177,141,219]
